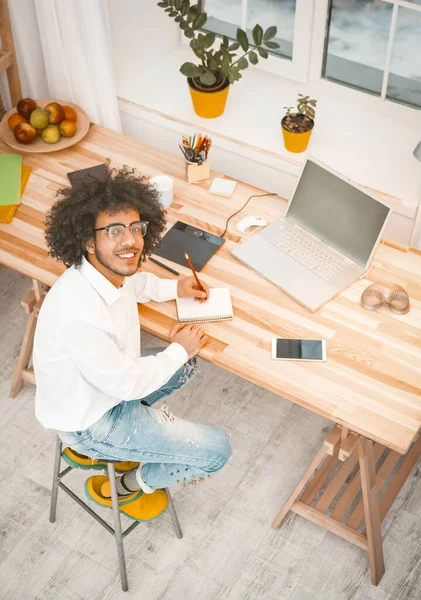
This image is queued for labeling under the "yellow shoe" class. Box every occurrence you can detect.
[85,475,169,522]
[62,447,139,473]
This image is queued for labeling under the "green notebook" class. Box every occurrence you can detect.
[0,154,22,206]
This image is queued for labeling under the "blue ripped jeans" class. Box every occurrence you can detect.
[58,348,232,491]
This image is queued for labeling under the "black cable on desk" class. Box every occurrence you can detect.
[221,192,279,238]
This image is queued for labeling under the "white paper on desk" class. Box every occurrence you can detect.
[176,288,233,324]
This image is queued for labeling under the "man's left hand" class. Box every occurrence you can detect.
[177,276,209,303]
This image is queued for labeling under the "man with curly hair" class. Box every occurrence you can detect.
[33,166,231,518]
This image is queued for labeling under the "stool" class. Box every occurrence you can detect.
[49,436,183,591]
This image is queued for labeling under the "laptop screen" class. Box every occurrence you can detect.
[286,160,391,267]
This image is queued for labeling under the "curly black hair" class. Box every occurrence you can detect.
[45,165,167,268]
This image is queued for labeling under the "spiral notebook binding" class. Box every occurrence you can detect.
[179,315,232,324]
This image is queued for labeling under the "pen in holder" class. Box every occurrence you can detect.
[179,133,212,184]
[185,159,210,184]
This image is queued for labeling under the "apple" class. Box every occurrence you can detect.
[63,105,77,122]
[16,97,37,120]
[44,102,65,124]
[14,122,36,144]
[42,124,61,144]
[30,108,49,130]
[59,120,77,138]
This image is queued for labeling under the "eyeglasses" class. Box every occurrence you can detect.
[94,220,149,240]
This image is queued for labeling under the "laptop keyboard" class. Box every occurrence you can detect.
[270,228,349,281]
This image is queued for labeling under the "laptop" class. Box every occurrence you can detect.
[231,157,392,312]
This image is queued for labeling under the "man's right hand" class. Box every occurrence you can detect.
[169,323,208,359]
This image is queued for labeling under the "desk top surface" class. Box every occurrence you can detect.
[1,125,420,454]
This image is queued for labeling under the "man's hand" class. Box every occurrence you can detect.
[170,323,208,359]
[177,276,209,303]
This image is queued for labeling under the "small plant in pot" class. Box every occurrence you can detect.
[281,94,317,153]
[157,0,280,118]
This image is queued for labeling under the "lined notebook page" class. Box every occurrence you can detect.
[176,288,233,324]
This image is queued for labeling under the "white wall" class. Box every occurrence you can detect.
[108,0,180,98]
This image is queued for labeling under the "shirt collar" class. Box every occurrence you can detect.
[79,256,122,305]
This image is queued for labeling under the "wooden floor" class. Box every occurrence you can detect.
[0,265,420,600]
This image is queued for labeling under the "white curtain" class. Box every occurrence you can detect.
[1,0,121,132]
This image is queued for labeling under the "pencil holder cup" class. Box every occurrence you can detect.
[185,160,210,184]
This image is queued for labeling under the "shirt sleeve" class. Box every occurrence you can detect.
[59,317,188,401]
[132,272,178,303]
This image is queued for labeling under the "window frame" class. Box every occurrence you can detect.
[184,0,421,109]
[182,0,319,82]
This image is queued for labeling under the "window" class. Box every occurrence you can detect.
[204,0,297,60]
[199,0,313,81]
[202,0,421,109]
[324,0,421,108]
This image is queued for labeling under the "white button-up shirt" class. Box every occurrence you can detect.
[33,257,188,431]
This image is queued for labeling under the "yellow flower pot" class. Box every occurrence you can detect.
[281,117,314,153]
[187,78,230,119]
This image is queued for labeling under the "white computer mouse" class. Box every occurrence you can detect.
[236,216,268,234]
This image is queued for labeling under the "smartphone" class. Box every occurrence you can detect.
[67,164,109,189]
[271,338,326,362]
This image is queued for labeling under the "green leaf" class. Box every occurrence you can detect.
[264,40,280,49]
[196,33,206,50]
[180,62,202,77]
[175,15,182,22]
[202,32,216,48]
[164,7,172,12]
[257,47,268,59]
[187,5,199,23]
[229,42,240,51]
[221,51,231,71]
[193,12,207,30]
[228,67,242,84]
[263,25,277,41]
[236,28,249,52]
[181,0,189,15]
[238,57,248,70]
[309,100,317,106]
[184,28,195,38]
[174,0,182,9]
[157,2,168,7]
[252,24,263,46]
[248,50,258,65]
[169,10,178,17]
[200,71,217,85]
[222,35,229,48]
[179,20,188,29]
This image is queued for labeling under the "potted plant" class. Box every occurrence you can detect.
[281,94,317,153]
[157,0,280,118]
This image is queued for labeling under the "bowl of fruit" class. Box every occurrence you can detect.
[0,97,90,153]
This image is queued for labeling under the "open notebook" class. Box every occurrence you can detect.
[176,288,233,324]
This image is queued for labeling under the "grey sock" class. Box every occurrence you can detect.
[115,470,140,496]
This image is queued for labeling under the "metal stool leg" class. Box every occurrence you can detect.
[108,463,129,592]
[165,487,183,539]
[49,436,62,523]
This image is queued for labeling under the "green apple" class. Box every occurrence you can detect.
[42,124,61,144]
[30,108,49,130]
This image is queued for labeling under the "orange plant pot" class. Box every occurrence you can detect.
[187,78,230,119]
[281,117,314,153]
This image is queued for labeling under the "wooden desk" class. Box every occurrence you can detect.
[1,125,420,584]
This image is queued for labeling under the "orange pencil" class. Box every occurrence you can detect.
[184,252,206,295]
